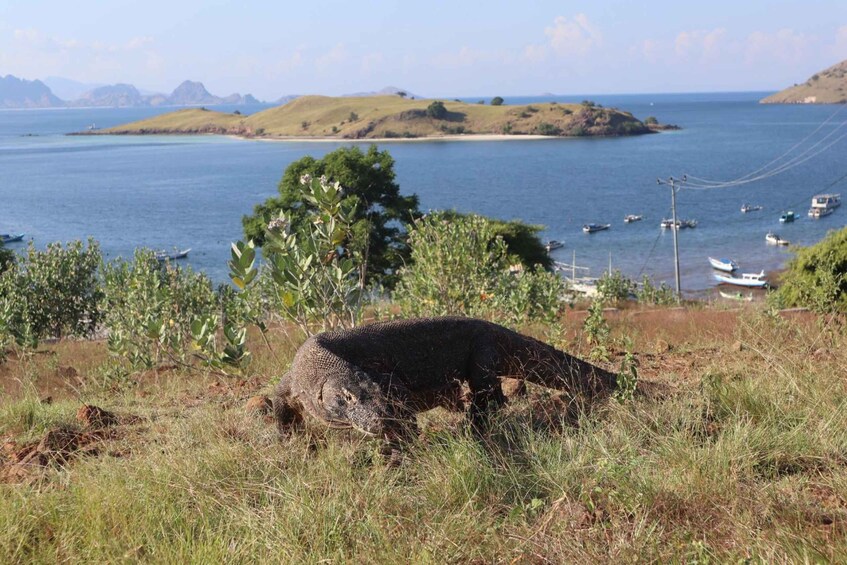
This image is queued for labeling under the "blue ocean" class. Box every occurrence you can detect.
[1,92,845,293]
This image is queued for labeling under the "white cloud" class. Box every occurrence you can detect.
[674,28,727,61]
[430,46,490,69]
[745,28,813,65]
[544,14,602,57]
[835,25,847,57]
[316,44,347,70]
[360,52,384,73]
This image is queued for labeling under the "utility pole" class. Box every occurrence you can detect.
[657,175,686,301]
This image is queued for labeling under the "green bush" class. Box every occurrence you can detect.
[535,123,561,136]
[426,101,447,119]
[0,242,13,274]
[596,270,636,303]
[644,116,658,125]
[0,239,103,343]
[491,96,504,106]
[394,213,564,324]
[772,227,847,313]
[636,275,676,305]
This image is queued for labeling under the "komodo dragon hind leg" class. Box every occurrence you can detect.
[467,343,507,433]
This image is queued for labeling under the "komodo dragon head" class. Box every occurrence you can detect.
[315,369,389,436]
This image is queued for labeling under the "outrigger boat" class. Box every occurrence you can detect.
[708,257,739,272]
[0,233,25,244]
[713,270,768,288]
[660,218,697,229]
[741,203,763,213]
[719,290,754,301]
[544,240,564,252]
[582,223,610,233]
[623,214,642,223]
[779,211,795,223]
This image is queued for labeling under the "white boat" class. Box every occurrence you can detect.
[582,223,610,233]
[741,203,763,213]
[155,248,191,261]
[719,290,754,301]
[765,233,789,246]
[713,270,768,288]
[708,256,738,272]
[660,218,697,229]
[623,214,642,223]
[545,240,564,252]
[0,233,25,244]
[808,193,841,218]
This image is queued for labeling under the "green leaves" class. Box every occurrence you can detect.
[228,240,257,290]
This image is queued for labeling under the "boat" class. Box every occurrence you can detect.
[808,193,841,218]
[708,257,739,272]
[741,203,763,213]
[719,290,754,301]
[765,232,789,246]
[713,270,768,288]
[582,223,610,233]
[660,218,697,229]
[0,233,25,244]
[155,248,191,261]
[544,240,564,252]
[623,214,642,223]
[779,211,795,223]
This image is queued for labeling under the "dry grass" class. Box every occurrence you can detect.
[1,306,846,562]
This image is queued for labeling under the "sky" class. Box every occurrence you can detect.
[1,0,846,99]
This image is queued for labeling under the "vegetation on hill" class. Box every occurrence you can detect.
[772,226,847,312]
[761,59,847,104]
[98,95,654,139]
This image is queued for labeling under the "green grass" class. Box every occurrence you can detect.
[100,95,651,139]
[2,308,847,561]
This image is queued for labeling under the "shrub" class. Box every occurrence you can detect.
[426,101,447,119]
[394,213,564,325]
[535,123,561,136]
[636,275,676,305]
[0,242,13,274]
[491,96,504,106]
[644,116,658,125]
[349,112,358,122]
[771,227,847,313]
[596,270,636,303]
[0,239,103,343]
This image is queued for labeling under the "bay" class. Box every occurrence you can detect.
[0,93,844,293]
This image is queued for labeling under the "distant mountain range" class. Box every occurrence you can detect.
[0,75,264,108]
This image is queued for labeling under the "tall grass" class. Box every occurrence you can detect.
[1,310,846,562]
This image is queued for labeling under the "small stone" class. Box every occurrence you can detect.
[655,339,671,353]
[245,395,273,415]
[731,341,744,352]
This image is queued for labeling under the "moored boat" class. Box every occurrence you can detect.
[708,256,739,272]
[719,290,754,301]
[808,193,841,218]
[623,214,642,223]
[660,218,697,229]
[741,203,763,213]
[779,210,795,223]
[582,223,610,233]
[713,270,768,288]
[155,248,191,261]
[0,233,25,244]
[544,240,564,252]
[765,232,789,246]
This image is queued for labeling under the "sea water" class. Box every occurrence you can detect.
[0,93,844,293]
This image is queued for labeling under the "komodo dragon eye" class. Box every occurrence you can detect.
[342,388,357,404]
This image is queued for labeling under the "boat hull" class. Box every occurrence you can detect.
[713,273,768,288]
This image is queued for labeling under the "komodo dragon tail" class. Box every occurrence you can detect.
[493,324,618,400]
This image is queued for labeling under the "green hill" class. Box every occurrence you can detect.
[97,95,654,139]
[761,59,847,104]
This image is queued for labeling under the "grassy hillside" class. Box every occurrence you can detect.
[3,306,847,561]
[761,59,847,104]
[99,95,653,139]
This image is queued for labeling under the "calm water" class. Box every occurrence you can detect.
[1,94,845,293]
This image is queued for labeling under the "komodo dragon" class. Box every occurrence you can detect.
[272,317,618,440]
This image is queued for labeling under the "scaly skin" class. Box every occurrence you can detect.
[272,317,618,440]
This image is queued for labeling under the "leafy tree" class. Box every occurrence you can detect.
[426,100,447,119]
[397,91,407,98]
[242,145,420,287]
[491,96,504,106]
[772,227,847,313]
[644,116,658,125]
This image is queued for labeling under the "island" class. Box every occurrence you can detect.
[760,59,847,104]
[84,95,664,140]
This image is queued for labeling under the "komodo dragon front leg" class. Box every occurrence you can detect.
[466,341,507,430]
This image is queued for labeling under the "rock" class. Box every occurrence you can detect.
[731,341,744,352]
[76,404,118,428]
[245,395,273,415]
[655,339,671,353]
